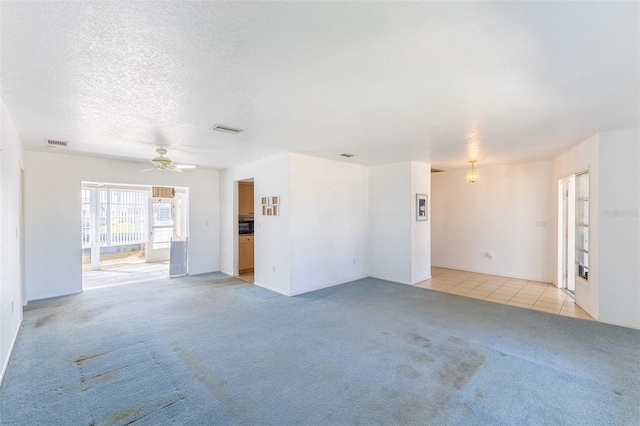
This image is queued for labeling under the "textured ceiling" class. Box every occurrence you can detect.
[1,1,638,171]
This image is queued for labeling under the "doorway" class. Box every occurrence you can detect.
[236,179,255,284]
[81,182,189,289]
[146,197,174,263]
[557,175,575,293]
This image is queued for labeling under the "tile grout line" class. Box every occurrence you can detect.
[427,269,593,321]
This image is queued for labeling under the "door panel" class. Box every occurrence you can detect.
[146,198,174,262]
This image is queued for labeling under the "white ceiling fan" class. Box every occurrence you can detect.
[143,148,196,173]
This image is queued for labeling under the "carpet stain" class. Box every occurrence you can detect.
[75,303,114,322]
[75,352,108,364]
[175,349,251,418]
[409,333,432,348]
[396,364,421,379]
[105,406,141,425]
[94,370,118,382]
[439,351,485,390]
[392,399,424,423]
[34,314,56,328]
[408,350,435,364]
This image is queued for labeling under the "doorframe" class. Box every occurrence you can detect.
[557,175,576,292]
[235,178,255,280]
[20,168,26,307]
[146,197,175,263]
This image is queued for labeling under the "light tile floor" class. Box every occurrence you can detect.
[237,272,254,284]
[416,267,594,321]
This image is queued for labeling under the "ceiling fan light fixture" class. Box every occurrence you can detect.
[466,160,479,183]
[151,148,172,167]
[145,148,196,173]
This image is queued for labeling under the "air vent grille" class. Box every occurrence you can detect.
[46,139,69,147]
[431,168,445,173]
[209,124,243,134]
[152,186,175,198]
[340,153,354,158]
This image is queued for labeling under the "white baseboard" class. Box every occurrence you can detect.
[0,319,22,387]
[289,274,369,296]
[412,274,432,285]
[252,280,290,296]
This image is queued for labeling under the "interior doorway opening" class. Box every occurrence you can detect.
[236,179,255,284]
[558,176,576,293]
[81,182,189,289]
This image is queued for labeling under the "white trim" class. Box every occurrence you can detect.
[0,319,22,387]
[29,290,82,302]
[289,274,369,296]
[253,280,291,296]
[252,274,370,297]
[411,274,432,285]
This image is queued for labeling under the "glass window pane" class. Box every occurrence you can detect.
[152,227,173,249]
[152,202,174,227]
[575,172,589,274]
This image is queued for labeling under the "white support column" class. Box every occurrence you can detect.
[90,188,100,271]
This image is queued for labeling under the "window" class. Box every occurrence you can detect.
[81,189,92,247]
[575,171,589,280]
[82,186,148,247]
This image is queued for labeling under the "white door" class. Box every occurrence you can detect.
[146,197,175,263]
[558,176,576,292]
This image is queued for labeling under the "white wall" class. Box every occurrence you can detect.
[219,153,292,295]
[553,134,599,319]
[289,154,369,295]
[369,163,412,284]
[597,128,639,329]
[368,161,431,285]
[25,151,219,301]
[1,100,25,384]
[411,162,432,284]
[432,161,554,282]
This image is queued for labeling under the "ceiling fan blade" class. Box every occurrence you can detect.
[141,168,157,172]
[174,164,196,170]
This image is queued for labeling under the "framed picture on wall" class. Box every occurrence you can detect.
[416,194,428,221]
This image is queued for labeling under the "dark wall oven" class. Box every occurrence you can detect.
[239,220,254,234]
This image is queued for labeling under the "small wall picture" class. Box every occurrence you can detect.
[261,195,280,216]
[416,194,428,221]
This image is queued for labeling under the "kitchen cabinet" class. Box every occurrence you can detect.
[239,235,254,272]
[238,182,254,215]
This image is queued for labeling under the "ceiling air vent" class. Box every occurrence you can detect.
[431,168,445,173]
[209,124,243,134]
[339,153,354,158]
[46,139,69,148]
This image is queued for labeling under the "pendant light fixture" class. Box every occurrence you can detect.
[466,160,479,183]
